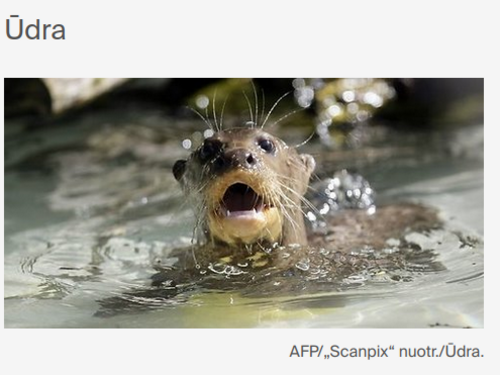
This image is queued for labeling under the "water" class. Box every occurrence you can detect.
[4,111,484,328]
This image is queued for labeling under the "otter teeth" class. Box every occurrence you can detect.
[226,208,258,218]
[221,183,265,218]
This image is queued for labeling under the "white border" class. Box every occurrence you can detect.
[2,1,497,373]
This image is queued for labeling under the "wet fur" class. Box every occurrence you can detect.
[174,127,316,252]
[173,90,441,270]
[95,94,444,317]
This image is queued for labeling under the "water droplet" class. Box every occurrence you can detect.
[195,95,209,109]
[295,258,310,271]
[203,129,214,138]
[208,263,247,276]
[182,139,192,149]
[342,90,355,102]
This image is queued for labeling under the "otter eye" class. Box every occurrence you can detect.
[198,140,221,162]
[257,138,275,153]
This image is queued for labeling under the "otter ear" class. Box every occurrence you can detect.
[173,160,187,181]
[300,154,316,177]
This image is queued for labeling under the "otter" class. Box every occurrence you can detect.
[171,126,440,272]
[96,125,444,316]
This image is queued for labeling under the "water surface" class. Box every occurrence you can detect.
[4,111,484,328]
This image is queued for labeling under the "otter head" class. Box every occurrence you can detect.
[173,127,315,248]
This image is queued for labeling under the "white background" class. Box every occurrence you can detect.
[1,1,497,374]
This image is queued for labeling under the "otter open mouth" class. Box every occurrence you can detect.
[207,173,282,245]
[220,183,268,217]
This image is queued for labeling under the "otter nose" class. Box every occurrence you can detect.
[215,149,257,172]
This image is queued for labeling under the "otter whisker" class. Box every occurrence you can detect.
[219,95,229,131]
[212,89,219,132]
[293,130,316,149]
[275,192,305,219]
[243,90,254,125]
[270,179,318,221]
[263,184,301,231]
[261,91,291,129]
[203,103,214,132]
[260,88,266,126]
[276,198,301,234]
[251,80,259,127]
[187,106,214,131]
[267,190,298,234]
[275,180,319,215]
[268,108,304,129]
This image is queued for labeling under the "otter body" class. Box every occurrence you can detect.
[96,126,443,315]
[171,126,440,273]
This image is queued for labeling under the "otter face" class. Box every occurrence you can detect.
[173,128,315,247]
